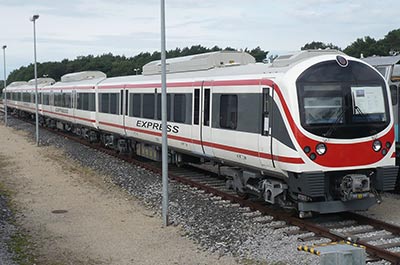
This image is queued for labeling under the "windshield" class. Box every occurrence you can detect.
[297,60,390,139]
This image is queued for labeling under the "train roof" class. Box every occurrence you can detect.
[271,49,345,68]
[362,55,400,66]
[142,51,256,75]
[100,50,346,86]
[6,78,55,91]
[51,71,107,88]
[6,81,28,87]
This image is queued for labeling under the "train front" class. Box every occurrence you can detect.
[278,52,398,215]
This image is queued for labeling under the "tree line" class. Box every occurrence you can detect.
[5,46,268,85]
[4,28,400,86]
[301,29,400,57]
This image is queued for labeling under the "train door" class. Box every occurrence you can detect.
[72,89,77,124]
[258,86,274,168]
[191,85,204,155]
[201,84,214,157]
[120,87,127,136]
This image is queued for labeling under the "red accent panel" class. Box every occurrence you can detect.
[269,81,395,167]
[391,152,396,158]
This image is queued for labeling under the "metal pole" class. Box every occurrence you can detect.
[160,0,169,227]
[31,15,39,146]
[2,45,7,126]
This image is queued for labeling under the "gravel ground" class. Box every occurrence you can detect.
[4,115,400,264]
[0,183,17,265]
[0,114,17,265]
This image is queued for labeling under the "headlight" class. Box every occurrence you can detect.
[316,143,327,155]
[372,140,382,152]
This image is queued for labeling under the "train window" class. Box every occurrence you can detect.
[376,66,387,78]
[31,93,35,103]
[22,92,30,102]
[77,93,95,111]
[64,93,72,108]
[99,93,109,113]
[194,89,200,125]
[130,94,141,117]
[174,94,186,123]
[220,94,237,130]
[43,93,50,105]
[54,93,61,106]
[262,88,270,135]
[125,90,128,115]
[390,85,398,105]
[204,89,210,126]
[109,93,119,114]
[77,93,82,109]
[88,94,95,111]
[120,90,124,116]
[391,65,400,82]
[154,93,171,120]
[143,94,155,119]
[99,93,119,114]
[156,94,161,120]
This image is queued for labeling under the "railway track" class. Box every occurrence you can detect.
[3,113,400,264]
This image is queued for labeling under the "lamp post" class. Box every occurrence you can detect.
[2,45,7,126]
[30,14,39,146]
[160,0,169,227]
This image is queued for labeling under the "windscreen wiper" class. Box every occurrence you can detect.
[323,106,349,138]
[354,106,369,121]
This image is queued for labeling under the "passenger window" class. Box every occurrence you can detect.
[194,89,200,125]
[130,94,141,117]
[100,93,109,113]
[143,94,155,119]
[204,89,210,126]
[173,94,186,123]
[220,94,237,130]
[88,93,95,111]
[64,93,71,108]
[109,93,119,114]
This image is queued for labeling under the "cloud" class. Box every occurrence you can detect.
[1,0,400,77]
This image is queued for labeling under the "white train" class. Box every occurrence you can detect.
[5,50,398,216]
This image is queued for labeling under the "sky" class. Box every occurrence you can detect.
[1,0,400,78]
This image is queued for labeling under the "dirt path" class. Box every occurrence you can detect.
[0,124,238,265]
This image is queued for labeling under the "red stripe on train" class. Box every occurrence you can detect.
[98,121,304,164]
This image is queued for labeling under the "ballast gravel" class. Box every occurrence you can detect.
[0,180,17,265]
[4,117,400,264]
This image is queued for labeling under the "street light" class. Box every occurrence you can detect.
[30,14,39,146]
[160,0,169,227]
[2,45,7,126]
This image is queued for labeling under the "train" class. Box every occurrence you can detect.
[4,50,398,217]
[362,55,400,191]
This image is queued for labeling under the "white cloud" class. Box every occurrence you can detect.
[0,0,400,77]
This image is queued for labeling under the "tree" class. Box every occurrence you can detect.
[381,29,400,55]
[244,46,269,62]
[301,41,341,51]
[7,45,270,83]
[343,36,384,57]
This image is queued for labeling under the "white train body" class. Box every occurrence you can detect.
[5,50,398,215]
